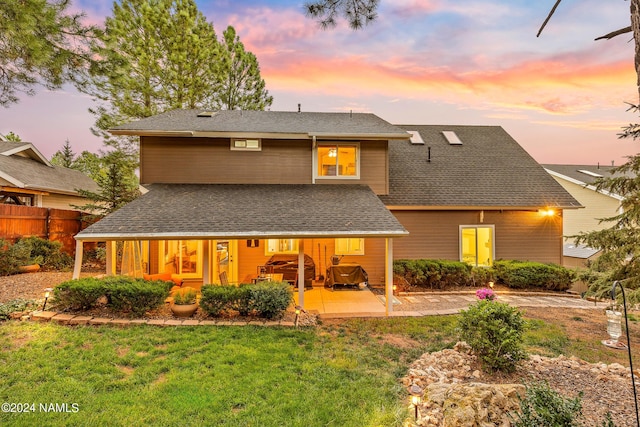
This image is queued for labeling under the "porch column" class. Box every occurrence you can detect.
[72,240,83,279]
[106,241,116,276]
[202,240,210,285]
[385,238,393,315]
[298,239,305,309]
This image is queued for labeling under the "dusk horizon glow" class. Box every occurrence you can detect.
[1,0,639,166]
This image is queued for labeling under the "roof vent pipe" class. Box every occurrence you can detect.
[350,110,352,118]
[298,103,301,113]
[427,146,431,162]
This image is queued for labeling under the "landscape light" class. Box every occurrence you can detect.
[408,384,423,420]
[42,288,52,311]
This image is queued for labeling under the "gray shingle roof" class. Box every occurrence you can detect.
[380,125,582,209]
[0,151,98,195]
[563,243,600,259]
[110,109,411,138]
[542,164,625,186]
[76,184,408,240]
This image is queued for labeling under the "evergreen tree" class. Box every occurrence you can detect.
[0,0,97,106]
[73,150,140,219]
[50,139,75,168]
[576,105,640,304]
[305,0,379,29]
[0,132,22,142]
[215,26,273,110]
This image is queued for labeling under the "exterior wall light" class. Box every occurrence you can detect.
[538,208,555,217]
[408,383,424,420]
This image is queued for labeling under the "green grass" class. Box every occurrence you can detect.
[0,313,595,427]
[0,319,457,427]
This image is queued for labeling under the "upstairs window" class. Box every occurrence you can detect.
[231,138,261,151]
[316,144,359,178]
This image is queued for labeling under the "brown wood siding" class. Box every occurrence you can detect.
[140,137,312,185]
[141,137,389,193]
[392,210,564,264]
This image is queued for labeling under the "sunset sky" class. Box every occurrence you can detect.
[1,0,639,165]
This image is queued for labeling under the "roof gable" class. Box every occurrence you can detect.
[0,141,51,166]
[381,125,581,209]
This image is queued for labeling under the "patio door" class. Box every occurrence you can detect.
[460,226,494,267]
[161,240,202,278]
[214,240,238,283]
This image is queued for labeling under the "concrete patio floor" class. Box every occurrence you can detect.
[294,285,387,316]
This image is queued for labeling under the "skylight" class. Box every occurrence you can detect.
[408,130,424,144]
[442,131,462,145]
[577,169,603,178]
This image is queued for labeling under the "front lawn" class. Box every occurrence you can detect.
[0,318,459,427]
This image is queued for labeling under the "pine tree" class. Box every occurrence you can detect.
[304,0,379,29]
[50,139,76,168]
[0,0,96,106]
[575,105,640,304]
[215,26,273,110]
[0,132,22,142]
[73,150,140,219]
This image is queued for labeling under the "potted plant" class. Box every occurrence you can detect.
[170,287,198,318]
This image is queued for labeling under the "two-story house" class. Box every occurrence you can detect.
[72,109,580,313]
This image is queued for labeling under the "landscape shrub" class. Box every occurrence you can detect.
[53,276,170,315]
[511,381,584,426]
[105,277,171,317]
[13,236,73,270]
[0,299,38,321]
[53,278,106,310]
[250,282,293,319]
[0,238,31,275]
[200,282,293,318]
[494,260,575,291]
[393,259,472,289]
[200,285,240,316]
[457,299,527,372]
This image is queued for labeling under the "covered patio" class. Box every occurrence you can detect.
[72,183,408,314]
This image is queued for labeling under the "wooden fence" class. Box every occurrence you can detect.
[0,205,90,255]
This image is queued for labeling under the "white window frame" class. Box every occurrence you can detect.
[230,138,262,151]
[335,238,365,255]
[265,239,299,255]
[459,225,495,267]
[314,142,360,180]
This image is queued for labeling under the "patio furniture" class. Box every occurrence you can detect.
[264,254,315,288]
[324,263,368,290]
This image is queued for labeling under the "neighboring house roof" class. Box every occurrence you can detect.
[109,109,411,140]
[542,164,626,201]
[0,141,98,195]
[563,243,600,259]
[75,184,409,240]
[380,125,582,209]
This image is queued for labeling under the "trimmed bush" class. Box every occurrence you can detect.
[457,299,527,372]
[200,285,241,316]
[52,276,171,316]
[250,282,293,319]
[393,259,472,289]
[105,277,171,317]
[53,278,106,310]
[200,282,293,318]
[494,260,575,291]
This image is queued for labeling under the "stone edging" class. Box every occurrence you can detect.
[29,311,296,327]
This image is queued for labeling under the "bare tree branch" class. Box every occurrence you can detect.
[595,26,632,41]
[537,0,563,37]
